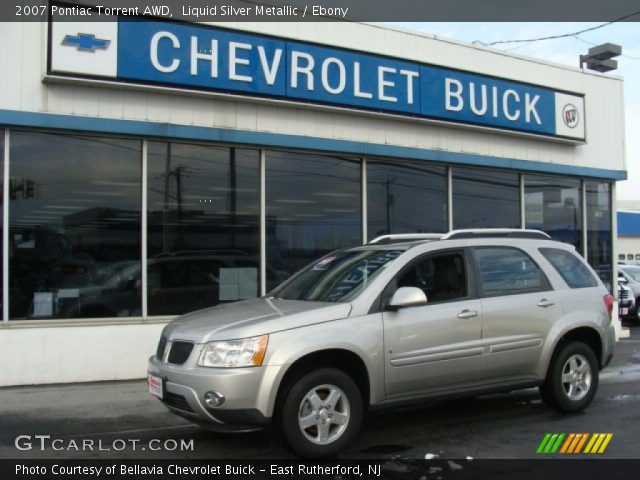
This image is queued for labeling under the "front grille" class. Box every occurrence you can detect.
[167,341,194,365]
[156,336,167,360]
[162,392,194,412]
[619,289,631,300]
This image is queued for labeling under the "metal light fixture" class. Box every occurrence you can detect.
[579,43,622,72]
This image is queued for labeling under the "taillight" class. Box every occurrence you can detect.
[603,294,614,319]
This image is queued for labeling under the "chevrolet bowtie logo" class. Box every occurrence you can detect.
[62,33,110,52]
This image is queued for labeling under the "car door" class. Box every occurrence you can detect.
[473,246,562,381]
[383,249,483,397]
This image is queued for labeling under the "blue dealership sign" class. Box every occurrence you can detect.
[118,20,287,96]
[420,66,555,136]
[50,18,585,141]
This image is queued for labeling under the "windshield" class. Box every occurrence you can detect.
[621,267,640,282]
[270,249,403,302]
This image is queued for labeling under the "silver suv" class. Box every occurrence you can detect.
[148,229,615,457]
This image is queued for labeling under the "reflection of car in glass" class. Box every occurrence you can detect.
[148,229,615,458]
[53,252,283,318]
[618,265,640,321]
[12,226,94,284]
[10,227,95,318]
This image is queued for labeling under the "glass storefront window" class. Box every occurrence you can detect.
[3,129,615,318]
[586,181,612,290]
[266,150,361,290]
[525,174,582,252]
[9,131,142,319]
[453,167,520,229]
[366,159,447,239]
[147,142,260,316]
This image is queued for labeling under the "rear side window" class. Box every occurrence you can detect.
[540,248,598,288]
[474,247,545,296]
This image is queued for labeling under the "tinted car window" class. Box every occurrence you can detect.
[397,252,467,303]
[540,248,598,288]
[474,247,544,296]
[271,249,402,302]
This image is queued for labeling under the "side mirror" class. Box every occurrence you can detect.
[388,287,428,311]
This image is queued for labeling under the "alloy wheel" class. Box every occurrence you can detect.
[298,384,350,445]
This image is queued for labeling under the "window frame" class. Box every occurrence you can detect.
[365,158,448,240]
[471,246,552,299]
[8,129,144,321]
[378,247,478,311]
[452,166,521,230]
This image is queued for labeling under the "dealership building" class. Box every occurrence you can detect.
[617,210,640,264]
[0,18,627,385]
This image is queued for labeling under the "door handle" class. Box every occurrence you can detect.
[537,299,555,308]
[457,309,478,319]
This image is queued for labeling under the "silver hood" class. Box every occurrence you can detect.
[162,297,353,343]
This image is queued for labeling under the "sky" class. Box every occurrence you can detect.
[390,22,639,201]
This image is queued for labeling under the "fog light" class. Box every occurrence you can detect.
[204,391,225,408]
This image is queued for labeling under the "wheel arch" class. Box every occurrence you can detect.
[271,348,371,421]
[545,326,605,375]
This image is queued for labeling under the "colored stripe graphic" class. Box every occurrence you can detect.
[537,433,552,453]
[538,433,612,454]
[574,433,589,453]
[584,433,613,454]
[569,433,587,453]
[559,433,575,453]
[598,434,613,453]
[550,433,565,453]
[537,433,565,453]
[544,434,559,453]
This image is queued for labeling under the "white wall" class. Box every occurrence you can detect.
[0,322,166,386]
[618,237,640,264]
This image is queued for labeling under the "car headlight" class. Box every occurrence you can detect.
[198,335,269,368]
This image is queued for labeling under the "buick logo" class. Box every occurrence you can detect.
[562,104,579,129]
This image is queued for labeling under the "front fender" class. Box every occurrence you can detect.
[256,313,384,418]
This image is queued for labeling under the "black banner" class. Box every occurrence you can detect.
[3,0,640,22]
[3,460,640,480]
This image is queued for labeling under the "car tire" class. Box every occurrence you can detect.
[279,368,363,458]
[539,341,599,413]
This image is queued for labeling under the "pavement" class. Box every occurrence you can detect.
[1,323,639,460]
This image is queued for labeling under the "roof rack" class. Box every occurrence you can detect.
[367,229,552,245]
[442,229,551,240]
[368,233,445,245]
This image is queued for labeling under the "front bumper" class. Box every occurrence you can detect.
[148,355,275,432]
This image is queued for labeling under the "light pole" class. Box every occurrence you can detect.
[579,43,622,72]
